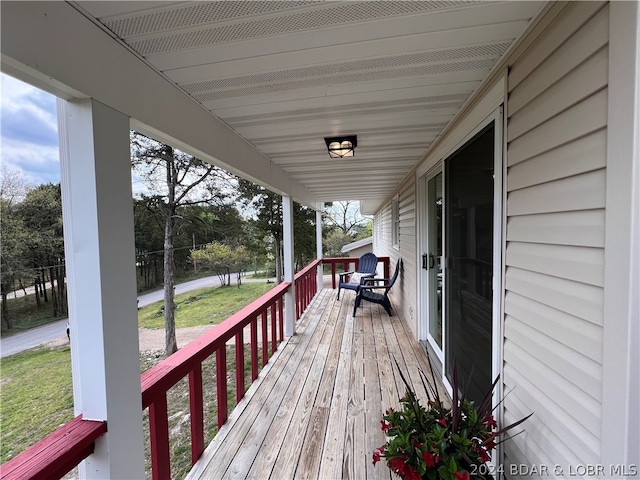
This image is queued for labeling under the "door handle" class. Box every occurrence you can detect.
[429,254,435,269]
[422,253,429,270]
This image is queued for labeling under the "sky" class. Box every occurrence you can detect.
[1,73,61,186]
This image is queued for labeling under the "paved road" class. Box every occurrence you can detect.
[0,320,70,358]
[0,273,272,358]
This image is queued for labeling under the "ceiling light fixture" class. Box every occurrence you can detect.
[324,135,357,158]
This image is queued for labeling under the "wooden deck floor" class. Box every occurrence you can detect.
[186,287,447,480]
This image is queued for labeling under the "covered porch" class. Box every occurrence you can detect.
[4,0,640,477]
[3,1,531,475]
[186,287,445,480]
[1,261,444,479]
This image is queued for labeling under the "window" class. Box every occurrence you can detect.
[392,196,400,248]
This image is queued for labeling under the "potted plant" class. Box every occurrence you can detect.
[373,360,532,480]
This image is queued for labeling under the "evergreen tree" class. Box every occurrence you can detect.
[16,183,66,318]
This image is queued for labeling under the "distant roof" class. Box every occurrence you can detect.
[341,236,373,253]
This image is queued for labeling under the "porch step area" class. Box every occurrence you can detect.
[186,287,446,480]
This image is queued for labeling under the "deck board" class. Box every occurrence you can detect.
[186,288,446,480]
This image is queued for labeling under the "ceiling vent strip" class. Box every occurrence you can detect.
[103,2,315,37]
[124,1,473,55]
[182,43,510,93]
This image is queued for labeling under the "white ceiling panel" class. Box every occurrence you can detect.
[71,0,545,211]
[210,81,479,117]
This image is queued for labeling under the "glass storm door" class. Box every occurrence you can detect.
[444,123,495,406]
[426,172,443,353]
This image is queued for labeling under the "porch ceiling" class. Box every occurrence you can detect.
[4,1,544,213]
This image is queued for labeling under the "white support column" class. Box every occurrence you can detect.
[602,1,640,473]
[282,195,296,337]
[58,98,145,479]
[316,209,324,292]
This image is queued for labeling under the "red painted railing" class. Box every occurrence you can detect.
[294,259,321,320]
[0,259,327,479]
[1,415,106,480]
[142,260,320,480]
[141,281,291,480]
[323,256,390,288]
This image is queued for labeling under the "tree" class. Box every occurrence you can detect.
[237,179,320,277]
[131,132,229,356]
[0,166,28,208]
[237,180,284,283]
[293,203,317,270]
[0,168,30,328]
[324,201,369,235]
[324,230,353,258]
[323,201,371,256]
[180,203,246,250]
[353,219,373,240]
[16,183,66,318]
[133,196,166,290]
[0,203,28,329]
[190,242,250,286]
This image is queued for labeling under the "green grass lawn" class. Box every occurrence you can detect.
[1,344,257,478]
[138,282,275,329]
[0,346,74,463]
[245,270,274,280]
[1,281,276,470]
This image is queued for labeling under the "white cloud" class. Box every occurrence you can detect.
[1,137,60,185]
[0,73,61,186]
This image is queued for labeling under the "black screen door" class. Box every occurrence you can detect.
[445,123,494,406]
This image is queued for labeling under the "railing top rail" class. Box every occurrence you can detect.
[322,256,390,262]
[1,415,106,480]
[294,259,321,280]
[141,281,290,408]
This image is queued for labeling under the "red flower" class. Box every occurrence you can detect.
[437,418,447,427]
[388,456,408,474]
[483,434,496,450]
[484,414,497,428]
[372,447,384,465]
[455,471,470,480]
[422,451,438,468]
[381,419,391,432]
[404,465,421,480]
[476,446,491,463]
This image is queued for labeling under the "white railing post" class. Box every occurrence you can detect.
[282,195,296,336]
[316,209,324,291]
[58,98,145,479]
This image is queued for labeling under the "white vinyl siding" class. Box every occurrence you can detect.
[374,175,418,336]
[376,204,393,253]
[503,2,609,476]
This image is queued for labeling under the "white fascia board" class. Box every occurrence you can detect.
[602,0,640,470]
[0,1,320,209]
